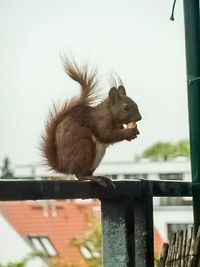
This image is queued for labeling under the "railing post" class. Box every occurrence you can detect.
[101,196,154,267]
[101,198,135,267]
[183,0,200,233]
[134,196,154,267]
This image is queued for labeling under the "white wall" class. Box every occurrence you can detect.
[153,206,193,241]
[0,214,48,267]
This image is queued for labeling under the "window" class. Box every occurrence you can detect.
[160,196,193,206]
[159,173,183,180]
[80,241,101,259]
[28,236,57,256]
[124,174,148,180]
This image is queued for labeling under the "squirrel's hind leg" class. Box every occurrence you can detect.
[76,175,116,188]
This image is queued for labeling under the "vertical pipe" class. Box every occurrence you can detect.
[183,0,200,232]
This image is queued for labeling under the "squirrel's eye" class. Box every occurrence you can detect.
[123,104,129,111]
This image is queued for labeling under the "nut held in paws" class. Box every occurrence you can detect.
[127,122,136,129]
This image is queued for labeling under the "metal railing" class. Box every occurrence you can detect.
[0,179,192,267]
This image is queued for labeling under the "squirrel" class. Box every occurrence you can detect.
[41,58,142,187]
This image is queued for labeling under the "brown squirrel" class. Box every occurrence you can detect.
[41,59,142,186]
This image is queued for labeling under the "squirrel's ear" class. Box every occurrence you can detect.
[118,86,126,96]
[109,87,120,104]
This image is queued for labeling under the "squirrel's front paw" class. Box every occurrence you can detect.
[124,128,139,141]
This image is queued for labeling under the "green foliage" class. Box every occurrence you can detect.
[174,140,190,158]
[0,263,24,267]
[154,259,158,267]
[50,261,76,267]
[143,142,175,161]
[72,221,101,267]
[0,252,42,267]
[142,140,190,161]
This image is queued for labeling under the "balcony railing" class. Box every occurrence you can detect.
[0,179,192,267]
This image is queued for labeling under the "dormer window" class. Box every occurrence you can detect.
[28,236,57,257]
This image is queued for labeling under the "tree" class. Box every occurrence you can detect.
[141,140,190,161]
[173,139,190,158]
[0,157,14,178]
[72,221,101,267]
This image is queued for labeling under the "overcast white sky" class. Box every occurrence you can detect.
[0,0,189,168]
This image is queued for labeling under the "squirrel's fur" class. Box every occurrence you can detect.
[41,58,141,182]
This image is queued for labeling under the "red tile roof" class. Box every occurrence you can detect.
[0,200,164,265]
[154,228,164,257]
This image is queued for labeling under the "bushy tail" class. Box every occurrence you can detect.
[41,58,99,171]
[41,103,67,171]
[63,58,99,106]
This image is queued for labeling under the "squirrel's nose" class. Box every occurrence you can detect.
[135,113,142,122]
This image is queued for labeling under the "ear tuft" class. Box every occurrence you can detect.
[109,87,120,104]
[118,86,126,96]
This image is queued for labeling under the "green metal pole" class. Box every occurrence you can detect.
[183,0,200,232]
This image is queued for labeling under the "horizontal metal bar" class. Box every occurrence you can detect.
[0,179,192,201]
[142,180,193,197]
